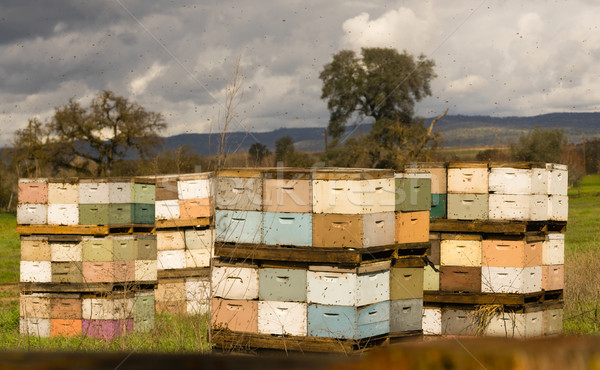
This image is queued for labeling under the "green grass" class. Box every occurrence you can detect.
[569,174,600,196]
[0,213,19,284]
[563,196,600,253]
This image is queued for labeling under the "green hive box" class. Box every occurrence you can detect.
[430,194,447,219]
[82,238,114,262]
[109,203,133,225]
[395,177,432,212]
[113,236,136,261]
[79,204,110,225]
[133,203,155,224]
[133,183,156,204]
[134,293,155,332]
[51,262,83,283]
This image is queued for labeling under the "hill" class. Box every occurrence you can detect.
[164,112,600,155]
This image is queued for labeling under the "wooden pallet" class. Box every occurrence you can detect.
[157,267,210,280]
[214,242,429,265]
[19,282,157,293]
[155,217,211,230]
[430,219,567,234]
[423,290,564,306]
[211,330,422,354]
[16,224,156,236]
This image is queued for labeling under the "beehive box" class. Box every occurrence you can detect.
[184,228,213,250]
[447,194,489,220]
[439,266,481,293]
[47,204,79,225]
[177,173,212,200]
[185,248,210,268]
[215,210,263,244]
[390,298,423,332]
[406,163,447,194]
[157,250,186,270]
[135,235,157,260]
[543,233,564,265]
[547,164,568,195]
[52,262,83,283]
[135,260,157,281]
[549,195,568,221]
[157,230,185,251]
[216,169,262,211]
[544,308,563,335]
[50,239,83,262]
[82,319,133,340]
[263,171,312,213]
[185,277,210,315]
[307,301,390,339]
[258,301,308,336]
[155,200,181,220]
[482,239,543,268]
[423,265,440,291]
[155,177,179,201]
[17,204,48,225]
[212,263,259,300]
[440,234,482,267]
[390,267,424,300]
[50,294,82,319]
[20,318,51,337]
[314,212,395,248]
[79,204,109,225]
[422,306,442,335]
[263,212,312,247]
[483,310,543,338]
[447,163,488,194]
[488,167,549,195]
[312,177,395,215]
[20,261,52,283]
[481,266,542,294]
[542,265,564,291]
[20,293,51,319]
[395,211,429,244]
[82,237,114,262]
[395,172,432,212]
[259,267,307,302]
[18,179,48,204]
[78,179,109,204]
[21,236,51,262]
[48,180,78,204]
[211,298,258,333]
[430,194,447,219]
[441,308,477,336]
[179,199,211,219]
[306,262,390,307]
[134,291,155,332]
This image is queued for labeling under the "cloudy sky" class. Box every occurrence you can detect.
[1,0,599,146]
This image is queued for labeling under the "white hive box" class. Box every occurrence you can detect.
[185,278,210,302]
[78,180,109,204]
[258,301,308,336]
[306,263,390,307]
[543,233,564,265]
[422,307,442,335]
[185,249,211,268]
[50,241,82,262]
[488,194,549,221]
[547,164,568,195]
[20,318,51,337]
[484,311,543,338]
[155,200,181,220]
[187,300,209,315]
[135,260,157,281]
[184,228,213,250]
[549,195,568,221]
[544,308,564,335]
[447,165,488,194]
[157,230,185,251]
[489,168,533,194]
[82,297,133,320]
[20,261,52,283]
[441,308,477,336]
[157,250,186,270]
[212,264,259,300]
[177,176,211,200]
[47,204,79,225]
[312,178,395,214]
[481,266,542,294]
[17,204,48,225]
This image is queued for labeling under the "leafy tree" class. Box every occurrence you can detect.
[12,91,166,177]
[11,118,52,177]
[248,142,270,166]
[274,136,313,167]
[510,127,565,163]
[320,47,436,139]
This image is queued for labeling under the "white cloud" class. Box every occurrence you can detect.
[130,62,165,96]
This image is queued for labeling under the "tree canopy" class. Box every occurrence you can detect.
[12,90,167,177]
[319,47,436,139]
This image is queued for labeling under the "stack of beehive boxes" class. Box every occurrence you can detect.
[18,177,157,339]
[153,173,213,315]
[211,168,430,352]
[406,162,567,338]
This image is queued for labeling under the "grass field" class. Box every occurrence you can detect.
[0,176,599,348]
